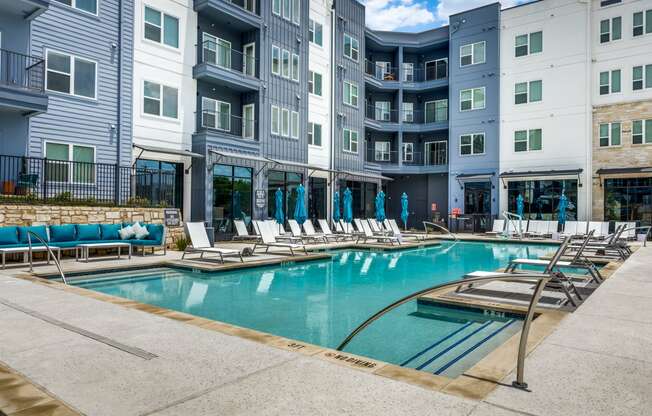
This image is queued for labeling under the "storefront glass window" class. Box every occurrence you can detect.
[338,180,377,218]
[213,164,253,234]
[135,159,184,210]
[267,170,304,221]
[604,178,652,224]
[309,177,327,221]
[507,179,578,220]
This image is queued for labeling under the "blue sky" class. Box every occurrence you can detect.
[364,0,526,32]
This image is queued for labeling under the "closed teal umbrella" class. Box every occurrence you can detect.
[333,191,340,222]
[343,187,353,223]
[516,194,524,218]
[293,184,307,224]
[557,192,568,226]
[274,188,284,225]
[233,190,241,220]
[375,191,386,222]
[400,193,409,229]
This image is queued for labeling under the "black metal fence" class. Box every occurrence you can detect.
[0,49,45,92]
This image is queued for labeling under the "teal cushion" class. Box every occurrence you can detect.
[49,224,76,242]
[130,239,158,246]
[76,224,101,241]
[0,226,19,245]
[145,224,164,243]
[18,226,48,244]
[100,224,121,240]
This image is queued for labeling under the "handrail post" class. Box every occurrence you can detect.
[26,230,67,285]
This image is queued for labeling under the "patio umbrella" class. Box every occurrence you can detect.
[343,187,353,223]
[557,192,568,226]
[333,191,341,222]
[400,193,409,229]
[293,184,307,225]
[516,194,524,218]
[375,191,386,222]
[274,188,284,228]
[233,190,241,220]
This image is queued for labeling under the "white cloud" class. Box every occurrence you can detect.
[364,0,437,31]
[435,0,521,23]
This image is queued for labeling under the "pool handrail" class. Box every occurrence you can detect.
[423,222,457,241]
[27,230,68,285]
[335,272,553,390]
[502,211,523,239]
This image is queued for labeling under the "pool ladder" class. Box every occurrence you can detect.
[27,231,68,285]
[336,272,552,390]
[422,222,458,241]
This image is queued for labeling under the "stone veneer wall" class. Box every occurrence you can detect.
[592,100,652,220]
[0,205,184,249]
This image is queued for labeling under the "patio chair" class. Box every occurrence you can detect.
[252,220,307,256]
[261,220,302,243]
[340,220,359,235]
[568,224,630,260]
[587,221,609,240]
[388,219,426,241]
[485,219,505,236]
[356,220,400,245]
[182,222,244,263]
[615,222,637,240]
[560,221,578,238]
[304,220,339,242]
[288,219,325,244]
[524,220,545,239]
[505,219,525,237]
[318,219,351,241]
[232,220,259,241]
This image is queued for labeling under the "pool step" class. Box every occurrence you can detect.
[400,319,517,376]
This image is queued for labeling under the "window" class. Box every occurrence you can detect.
[144,6,179,48]
[425,100,448,123]
[403,102,414,122]
[272,0,280,16]
[291,53,299,82]
[308,122,322,146]
[514,129,542,152]
[143,81,177,118]
[425,59,447,80]
[599,122,621,147]
[343,34,359,61]
[309,19,323,46]
[271,106,280,135]
[515,31,542,57]
[292,0,300,24]
[242,104,255,139]
[282,0,290,20]
[375,142,390,161]
[403,63,414,82]
[343,129,358,153]
[53,0,97,14]
[600,0,621,6]
[633,65,652,90]
[309,70,322,96]
[599,70,621,94]
[375,101,390,121]
[282,49,290,78]
[460,133,484,155]
[45,51,96,99]
[291,111,299,139]
[632,120,652,144]
[272,46,280,75]
[633,10,652,36]
[343,81,358,107]
[203,33,231,68]
[460,41,486,66]
[45,142,95,184]
[201,97,230,130]
[515,80,542,104]
[281,108,290,137]
[402,142,414,162]
[600,17,621,43]
[460,87,485,111]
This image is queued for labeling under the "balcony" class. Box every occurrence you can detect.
[401,106,448,133]
[364,104,400,131]
[0,49,48,115]
[2,0,49,20]
[193,40,261,92]
[194,110,259,152]
[364,142,448,174]
[364,60,400,90]
[402,63,448,91]
[194,0,261,31]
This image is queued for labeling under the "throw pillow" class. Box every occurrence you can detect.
[119,225,135,240]
[133,222,150,240]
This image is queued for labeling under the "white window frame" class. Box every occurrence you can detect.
[309,19,323,47]
[53,0,98,16]
[242,104,255,139]
[271,45,280,75]
[43,141,97,185]
[599,69,621,95]
[290,111,299,139]
[282,49,290,78]
[375,101,390,121]
[292,0,300,25]
[272,0,280,16]
[201,97,229,131]
[281,108,290,137]
[600,17,622,43]
[633,9,652,37]
[514,129,543,152]
[282,0,291,20]
[375,61,390,80]
[403,62,414,82]
[343,81,358,108]
[459,133,485,156]
[402,102,414,122]
[632,64,651,90]
[599,122,622,147]
[308,122,322,147]
[343,34,359,62]
[425,58,448,80]
[45,49,98,100]
[343,129,358,154]
[515,31,543,57]
[271,105,280,135]
[309,70,322,96]
[243,42,255,77]
[143,80,178,120]
[402,142,414,162]
[203,33,231,69]
[459,87,485,112]
[291,53,299,82]
[143,5,179,49]
[424,140,448,165]
[632,120,652,145]
[374,141,391,161]
[460,41,486,67]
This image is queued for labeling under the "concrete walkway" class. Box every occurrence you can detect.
[0,247,650,415]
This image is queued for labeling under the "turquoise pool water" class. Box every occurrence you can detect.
[73,241,558,377]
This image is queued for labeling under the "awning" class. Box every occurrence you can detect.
[596,167,652,175]
[456,172,495,181]
[343,170,393,181]
[209,149,269,164]
[265,157,310,170]
[499,169,583,179]
[133,144,204,159]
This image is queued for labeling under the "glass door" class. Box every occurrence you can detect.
[375,101,390,121]
[242,104,254,139]
[464,182,491,214]
[243,43,255,76]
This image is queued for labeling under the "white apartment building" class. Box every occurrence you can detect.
[499,0,592,221]
[132,0,197,220]
[308,0,333,220]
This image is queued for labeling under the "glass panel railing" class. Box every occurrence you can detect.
[200,40,259,78]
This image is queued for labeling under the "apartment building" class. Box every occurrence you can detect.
[499,0,592,221]
[591,0,652,226]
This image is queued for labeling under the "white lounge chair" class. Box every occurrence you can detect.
[252,220,307,256]
[182,222,243,263]
[232,220,259,241]
[560,221,578,238]
[318,219,350,241]
[505,219,525,237]
[587,221,609,239]
[367,219,387,235]
[387,219,425,241]
[356,220,400,245]
[259,220,301,243]
[288,219,325,243]
[304,221,338,242]
[485,219,505,236]
[615,221,636,240]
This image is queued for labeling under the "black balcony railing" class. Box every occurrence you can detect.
[225,0,258,15]
[364,144,448,167]
[364,59,399,81]
[403,62,448,82]
[198,110,257,140]
[0,49,45,92]
[200,40,259,78]
[366,148,399,164]
[365,104,399,123]
[401,106,448,124]
[424,141,448,166]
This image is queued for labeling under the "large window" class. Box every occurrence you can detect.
[600,17,621,43]
[309,70,322,96]
[514,129,542,152]
[632,9,652,37]
[291,53,299,82]
[632,119,652,144]
[403,142,414,162]
[604,178,652,224]
[343,129,358,153]
[267,170,303,221]
[425,99,448,123]
[343,81,358,107]
[135,159,184,210]
[45,142,95,184]
[508,179,578,221]
[53,0,97,14]
[337,181,377,219]
[460,133,484,156]
[632,65,652,90]
[515,31,543,57]
[270,105,296,137]
[308,122,322,146]
[460,41,485,67]
[515,80,542,104]
[343,34,359,61]
[460,87,485,111]
[308,177,327,222]
[599,122,621,147]
[46,51,96,99]
[213,164,253,235]
[144,6,179,48]
[599,70,621,95]
[309,19,323,46]
[144,80,178,118]
[374,141,391,161]
[203,33,231,68]
[201,97,230,131]
[282,49,290,78]
[271,46,280,75]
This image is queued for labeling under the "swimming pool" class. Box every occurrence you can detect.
[72,241,558,377]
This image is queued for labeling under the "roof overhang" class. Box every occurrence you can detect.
[134,144,204,159]
[499,169,583,179]
[595,167,652,175]
[343,170,393,182]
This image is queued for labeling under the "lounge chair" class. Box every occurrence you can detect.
[524,220,546,239]
[560,221,578,239]
[304,220,339,242]
[568,224,630,260]
[318,219,351,241]
[287,219,326,244]
[505,219,525,237]
[259,220,301,243]
[352,219,367,235]
[387,219,426,241]
[232,220,259,241]
[367,219,389,235]
[485,219,505,236]
[340,220,359,235]
[182,222,244,263]
[587,221,609,240]
[252,220,307,256]
[356,220,400,245]
[615,221,637,240]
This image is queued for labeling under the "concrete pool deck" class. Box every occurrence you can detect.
[0,244,650,415]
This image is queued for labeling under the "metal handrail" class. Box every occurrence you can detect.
[621,226,651,246]
[27,231,67,285]
[503,211,524,239]
[423,221,457,241]
[336,272,552,389]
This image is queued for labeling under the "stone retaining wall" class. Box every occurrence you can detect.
[0,205,184,249]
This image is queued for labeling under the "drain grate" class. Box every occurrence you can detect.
[0,298,158,360]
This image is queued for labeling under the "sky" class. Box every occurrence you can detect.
[363,0,527,32]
